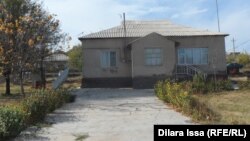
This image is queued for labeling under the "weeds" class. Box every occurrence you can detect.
[74,133,89,141]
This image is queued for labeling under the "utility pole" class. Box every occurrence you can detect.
[123,13,127,40]
[216,0,221,32]
[232,38,236,61]
[122,13,127,62]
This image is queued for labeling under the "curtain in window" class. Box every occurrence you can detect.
[178,48,185,64]
[101,51,116,68]
[101,52,110,68]
[178,48,208,65]
[110,51,116,67]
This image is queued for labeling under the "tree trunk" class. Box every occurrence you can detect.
[5,74,11,95]
[20,70,25,97]
[40,59,46,89]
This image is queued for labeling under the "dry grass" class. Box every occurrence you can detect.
[0,83,32,106]
[228,76,248,81]
[0,76,81,106]
[194,90,250,124]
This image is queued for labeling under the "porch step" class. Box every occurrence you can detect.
[175,65,207,81]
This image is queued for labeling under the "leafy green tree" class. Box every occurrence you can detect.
[68,45,83,71]
[226,54,235,63]
[237,53,250,66]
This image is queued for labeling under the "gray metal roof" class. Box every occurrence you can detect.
[80,20,228,39]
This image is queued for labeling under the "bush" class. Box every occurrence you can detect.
[238,81,250,89]
[216,80,232,91]
[0,106,27,140]
[189,97,220,121]
[192,74,207,94]
[155,79,224,122]
[21,89,72,124]
[192,74,232,94]
[155,80,190,108]
[0,88,75,140]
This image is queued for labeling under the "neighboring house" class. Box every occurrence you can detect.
[79,20,229,88]
[44,51,69,72]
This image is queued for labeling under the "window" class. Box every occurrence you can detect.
[100,51,116,68]
[178,48,208,65]
[145,48,162,66]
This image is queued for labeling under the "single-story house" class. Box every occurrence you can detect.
[79,20,229,88]
[44,51,69,72]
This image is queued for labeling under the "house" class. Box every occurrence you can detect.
[79,20,228,88]
[44,51,69,73]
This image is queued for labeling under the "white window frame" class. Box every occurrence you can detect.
[144,48,162,66]
[100,51,117,68]
[178,48,208,65]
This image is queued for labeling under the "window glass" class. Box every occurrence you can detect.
[178,48,185,64]
[145,48,162,66]
[101,51,116,68]
[110,51,116,67]
[178,48,208,65]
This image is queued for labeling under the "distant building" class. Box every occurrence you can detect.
[229,52,241,56]
[44,51,69,72]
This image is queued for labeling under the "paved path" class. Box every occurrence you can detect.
[15,88,192,141]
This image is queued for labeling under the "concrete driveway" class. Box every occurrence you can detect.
[15,88,192,141]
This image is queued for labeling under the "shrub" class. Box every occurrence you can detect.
[21,91,49,124]
[0,88,74,140]
[21,89,73,124]
[189,97,220,121]
[192,74,232,94]
[216,80,232,91]
[238,81,250,89]
[155,80,190,109]
[192,74,207,94]
[155,79,222,122]
[0,106,27,140]
[154,81,164,100]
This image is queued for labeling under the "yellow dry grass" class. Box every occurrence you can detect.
[195,90,250,124]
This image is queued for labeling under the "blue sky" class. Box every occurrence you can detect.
[42,0,250,53]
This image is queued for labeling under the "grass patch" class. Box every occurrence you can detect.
[155,77,250,124]
[35,122,53,129]
[155,80,221,123]
[0,83,32,96]
[73,133,89,141]
[0,76,80,105]
[194,90,250,124]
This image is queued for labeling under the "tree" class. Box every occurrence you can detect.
[0,0,18,95]
[68,45,83,71]
[237,53,250,66]
[226,53,235,63]
[0,0,67,95]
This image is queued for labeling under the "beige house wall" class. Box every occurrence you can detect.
[81,35,227,79]
[82,38,136,78]
[170,36,227,74]
[131,33,176,77]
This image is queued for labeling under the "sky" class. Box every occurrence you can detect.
[42,0,250,53]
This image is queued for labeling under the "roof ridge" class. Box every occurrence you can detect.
[124,20,172,24]
[79,20,229,39]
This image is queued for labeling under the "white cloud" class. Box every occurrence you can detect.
[183,8,208,16]
[171,8,207,19]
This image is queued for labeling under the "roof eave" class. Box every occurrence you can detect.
[79,34,229,40]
